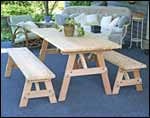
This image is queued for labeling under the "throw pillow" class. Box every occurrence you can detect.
[16,21,25,27]
[109,17,120,30]
[98,14,104,24]
[74,13,86,26]
[23,21,38,30]
[69,13,80,18]
[85,14,100,26]
[15,24,25,34]
[111,26,123,33]
[100,16,112,32]
[117,16,129,28]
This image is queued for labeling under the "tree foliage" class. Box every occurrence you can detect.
[1,1,32,6]
[69,1,91,6]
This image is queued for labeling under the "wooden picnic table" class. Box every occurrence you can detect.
[30,28,121,101]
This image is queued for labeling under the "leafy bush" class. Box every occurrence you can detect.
[1,31,11,41]
[1,16,8,29]
[1,1,32,6]
[1,4,33,16]
[1,1,64,41]
[69,1,91,6]
[32,14,55,22]
[32,14,45,22]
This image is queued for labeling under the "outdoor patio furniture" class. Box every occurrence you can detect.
[30,28,121,101]
[55,6,131,45]
[8,15,42,48]
[103,50,147,94]
[5,47,57,107]
[130,12,144,49]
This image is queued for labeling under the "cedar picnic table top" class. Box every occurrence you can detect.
[30,28,121,53]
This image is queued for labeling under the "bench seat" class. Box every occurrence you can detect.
[7,47,55,80]
[104,50,147,70]
[5,47,57,107]
[103,50,147,94]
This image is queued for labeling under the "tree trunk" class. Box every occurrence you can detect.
[44,1,49,16]
[50,1,58,14]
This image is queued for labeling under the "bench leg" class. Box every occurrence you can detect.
[133,70,143,91]
[19,80,32,107]
[112,68,124,95]
[74,58,79,69]
[96,52,112,95]
[39,40,48,61]
[113,69,143,94]
[59,54,76,101]
[124,72,130,80]
[5,56,15,78]
[45,80,57,103]
[35,82,40,91]
[76,54,87,69]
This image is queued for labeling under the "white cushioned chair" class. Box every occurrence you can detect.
[8,15,42,48]
[55,6,131,45]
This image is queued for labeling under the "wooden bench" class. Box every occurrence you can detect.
[5,47,57,107]
[103,50,147,94]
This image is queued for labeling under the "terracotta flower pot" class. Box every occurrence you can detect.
[64,24,75,37]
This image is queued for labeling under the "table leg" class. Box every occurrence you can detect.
[96,52,112,95]
[58,53,76,101]
[5,56,15,78]
[39,40,48,61]
[59,52,111,102]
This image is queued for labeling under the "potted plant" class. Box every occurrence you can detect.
[76,23,85,37]
[64,18,75,37]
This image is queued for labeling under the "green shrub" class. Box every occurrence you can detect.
[1,4,33,16]
[69,1,91,6]
[32,14,45,22]
[1,1,32,6]
[1,17,8,29]
[1,1,64,41]
[1,31,11,41]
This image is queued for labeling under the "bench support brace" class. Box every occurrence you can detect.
[20,80,57,107]
[112,68,143,94]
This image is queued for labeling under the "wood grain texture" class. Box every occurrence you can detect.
[39,40,48,61]
[112,68,124,94]
[104,50,147,70]
[19,80,32,107]
[96,52,112,95]
[58,54,76,101]
[133,70,143,91]
[5,56,14,77]
[30,28,121,53]
[45,80,57,103]
[7,47,55,80]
